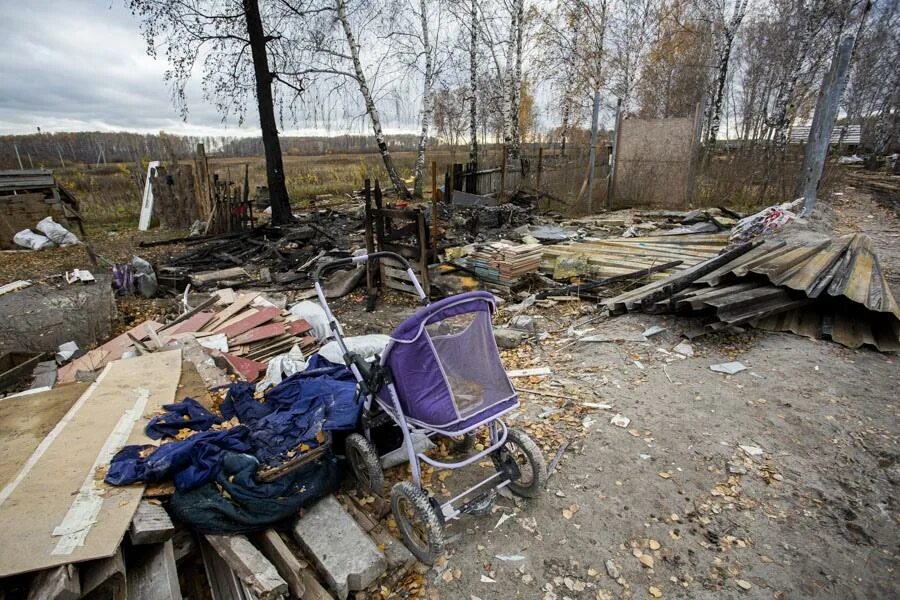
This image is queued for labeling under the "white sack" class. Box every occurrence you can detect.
[13,229,56,250]
[36,216,79,247]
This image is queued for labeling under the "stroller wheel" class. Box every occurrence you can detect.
[496,428,547,498]
[390,482,445,565]
[345,433,384,496]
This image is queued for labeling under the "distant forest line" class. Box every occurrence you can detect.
[0,131,435,170]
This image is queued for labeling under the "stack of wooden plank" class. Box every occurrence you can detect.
[540,233,729,280]
[457,242,543,286]
[58,290,318,385]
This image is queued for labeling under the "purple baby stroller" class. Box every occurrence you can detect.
[314,252,546,564]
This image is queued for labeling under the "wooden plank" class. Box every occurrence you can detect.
[204,534,288,600]
[220,352,265,382]
[125,540,182,600]
[190,267,249,285]
[229,322,285,346]
[159,296,218,332]
[253,529,308,599]
[166,311,216,336]
[0,351,182,578]
[129,499,176,545]
[202,292,260,332]
[79,548,127,600]
[25,564,80,600]
[56,319,164,384]
[286,319,312,336]
[217,307,280,339]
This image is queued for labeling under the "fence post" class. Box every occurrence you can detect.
[536,147,544,193]
[430,160,438,254]
[448,165,455,205]
[607,98,622,209]
[499,146,508,202]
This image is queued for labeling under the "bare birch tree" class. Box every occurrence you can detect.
[705,0,749,145]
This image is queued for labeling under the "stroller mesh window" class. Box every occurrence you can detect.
[425,311,515,419]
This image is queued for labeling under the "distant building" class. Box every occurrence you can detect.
[788,124,861,145]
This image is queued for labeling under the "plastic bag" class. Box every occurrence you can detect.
[36,216,79,247]
[256,344,308,393]
[316,334,390,365]
[729,199,802,244]
[13,229,56,250]
[288,301,331,340]
[132,256,158,298]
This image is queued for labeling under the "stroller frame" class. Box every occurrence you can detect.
[313,252,546,563]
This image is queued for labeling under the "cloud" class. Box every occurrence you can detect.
[0,1,257,135]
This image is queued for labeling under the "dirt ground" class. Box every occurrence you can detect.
[334,185,899,600]
[0,173,896,599]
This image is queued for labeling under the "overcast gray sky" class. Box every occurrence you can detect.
[0,0,377,137]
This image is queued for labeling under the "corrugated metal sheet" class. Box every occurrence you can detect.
[605,233,900,351]
[788,124,861,144]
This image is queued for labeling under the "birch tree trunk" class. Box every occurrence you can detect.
[413,0,434,197]
[337,0,409,197]
[706,0,748,146]
[508,0,525,160]
[468,0,478,167]
[502,22,516,154]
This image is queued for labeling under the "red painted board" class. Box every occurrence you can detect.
[167,312,215,336]
[230,322,285,346]
[217,307,280,339]
[286,319,312,336]
[220,352,266,382]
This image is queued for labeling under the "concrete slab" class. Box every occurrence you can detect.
[292,495,386,599]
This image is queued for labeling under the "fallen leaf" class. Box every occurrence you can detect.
[649,585,663,598]
[639,555,655,569]
[658,472,671,479]
[648,539,661,550]
[736,579,752,590]
[480,575,495,583]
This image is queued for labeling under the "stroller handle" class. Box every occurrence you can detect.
[313,251,428,303]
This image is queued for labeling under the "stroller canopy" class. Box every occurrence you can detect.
[383,291,517,430]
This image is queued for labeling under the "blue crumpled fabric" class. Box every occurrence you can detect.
[107,354,362,487]
[168,450,343,534]
[105,426,251,491]
[146,398,223,440]
[218,354,361,465]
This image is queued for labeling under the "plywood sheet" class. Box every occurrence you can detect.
[0,383,90,489]
[0,350,182,577]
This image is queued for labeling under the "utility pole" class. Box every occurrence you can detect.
[607,98,622,209]
[796,35,854,216]
[797,2,870,215]
[585,90,602,214]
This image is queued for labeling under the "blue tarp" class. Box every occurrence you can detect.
[106,426,251,491]
[146,398,223,440]
[106,354,361,489]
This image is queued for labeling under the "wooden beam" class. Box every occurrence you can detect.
[129,500,176,546]
[80,548,126,600]
[26,564,80,600]
[204,534,288,600]
[125,540,181,600]
[252,529,332,600]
